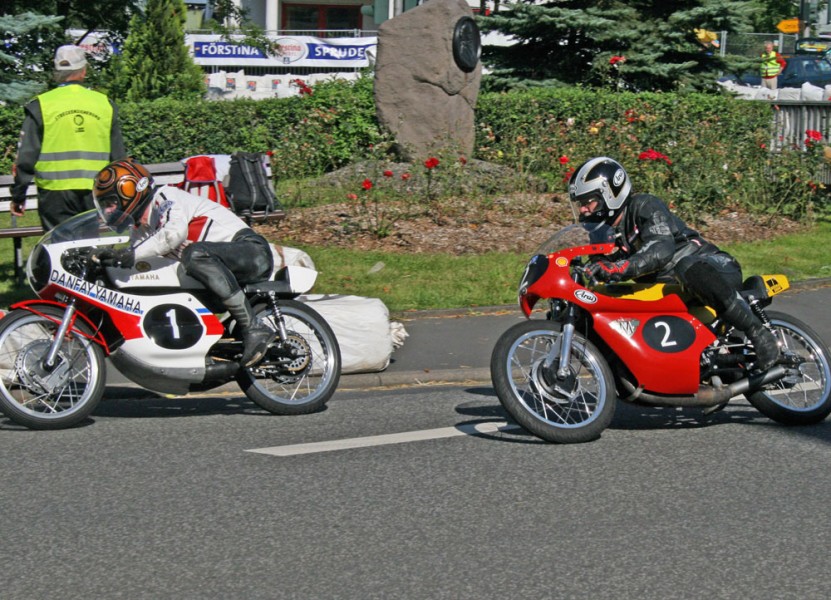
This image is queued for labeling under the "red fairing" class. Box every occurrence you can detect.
[522,242,717,395]
[10,299,110,352]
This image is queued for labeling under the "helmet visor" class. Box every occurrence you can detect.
[92,190,136,232]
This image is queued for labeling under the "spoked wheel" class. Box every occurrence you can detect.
[746,311,831,425]
[490,320,616,444]
[0,307,105,430]
[237,300,341,415]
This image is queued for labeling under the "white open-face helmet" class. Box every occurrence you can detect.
[568,157,632,223]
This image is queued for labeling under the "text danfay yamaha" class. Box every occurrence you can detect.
[50,270,144,314]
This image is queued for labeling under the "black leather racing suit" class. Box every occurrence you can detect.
[610,193,743,313]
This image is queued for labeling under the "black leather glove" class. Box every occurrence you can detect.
[585,258,633,283]
[92,247,135,268]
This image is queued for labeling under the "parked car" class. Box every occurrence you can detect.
[794,37,831,54]
[720,53,831,88]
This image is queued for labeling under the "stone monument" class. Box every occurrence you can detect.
[374,0,483,161]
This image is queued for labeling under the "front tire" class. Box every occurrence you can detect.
[237,300,341,415]
[491,320,616,443]
[0,307,105,430]
[746,311,831,425]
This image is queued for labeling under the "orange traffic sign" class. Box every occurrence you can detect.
[777,18,800,34]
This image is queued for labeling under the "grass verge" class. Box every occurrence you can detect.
[2,220,830,314]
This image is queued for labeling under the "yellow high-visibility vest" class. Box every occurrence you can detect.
[761,51,781,77]
[34,85,113,191]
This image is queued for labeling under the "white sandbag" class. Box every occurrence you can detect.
[801,82,824,101]
[299,294,407,373]
[774,87,800,100]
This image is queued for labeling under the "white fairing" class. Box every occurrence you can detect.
[108,256,205,290]
[285,266,317,294]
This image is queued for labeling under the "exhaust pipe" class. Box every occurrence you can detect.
[619,365,788,407]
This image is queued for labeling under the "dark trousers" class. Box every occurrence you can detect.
[180,229,274,301]
[37,188,95,231]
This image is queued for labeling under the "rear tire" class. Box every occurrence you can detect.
[491,320,616,444]
[237,300,341,415]
[746,311,831,425]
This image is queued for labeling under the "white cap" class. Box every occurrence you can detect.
[54,45,87,71]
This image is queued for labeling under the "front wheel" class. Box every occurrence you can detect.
[491,320,616,444]
[0,307,106,429]
[237,300,341,415]
[746,310,831,425]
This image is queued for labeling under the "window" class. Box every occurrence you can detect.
[283,4,361,34]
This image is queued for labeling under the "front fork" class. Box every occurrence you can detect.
[544,301,578,379]
[44,299,78,370]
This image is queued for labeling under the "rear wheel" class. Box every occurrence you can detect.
[746,311,831,425]
[237,300,341,415]
[0,307,105,430]
[491,320,616,444]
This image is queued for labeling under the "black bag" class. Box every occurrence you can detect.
[226,152,280,218]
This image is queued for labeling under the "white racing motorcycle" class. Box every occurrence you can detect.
[0,211,341,429]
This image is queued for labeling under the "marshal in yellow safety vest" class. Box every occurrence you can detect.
[34,85,114,191]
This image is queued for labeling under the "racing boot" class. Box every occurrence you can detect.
[225,291,276,367]
[722,294,780,371]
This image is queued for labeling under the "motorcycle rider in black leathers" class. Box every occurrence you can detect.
[568,156,780,370]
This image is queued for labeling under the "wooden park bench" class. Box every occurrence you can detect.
[1,160,284,285]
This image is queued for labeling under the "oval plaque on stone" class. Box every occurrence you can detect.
[452,16,481,73]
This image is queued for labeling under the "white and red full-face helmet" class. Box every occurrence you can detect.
[93,158,154,230]
[568,157,632,224]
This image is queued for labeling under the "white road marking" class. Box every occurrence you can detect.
[245,420,520,457]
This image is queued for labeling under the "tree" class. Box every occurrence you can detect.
[109,0,205,102]
[0,12,63,104]
[479,0,757,92]
[1,2,141,104]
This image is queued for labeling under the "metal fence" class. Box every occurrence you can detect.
[719,31,799,57]
[765,100,831,183]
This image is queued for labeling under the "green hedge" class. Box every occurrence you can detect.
[0,80,822,219]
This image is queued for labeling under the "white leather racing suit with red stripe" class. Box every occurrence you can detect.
[131,185,248,261]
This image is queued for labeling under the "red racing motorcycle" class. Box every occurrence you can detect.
[490,225,831,444]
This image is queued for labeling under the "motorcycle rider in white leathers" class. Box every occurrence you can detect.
[91,158,275,367]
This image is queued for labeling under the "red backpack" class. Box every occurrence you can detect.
[177,155,231,209]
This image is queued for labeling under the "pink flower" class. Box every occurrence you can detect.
[559,155,569,165]
[383,170,393,177]
[362,179,373,190]
[638,148,672,165]
[806,129,822,145]
[346,193,358,201]
[424,157,440,169]
[401,173,411,181]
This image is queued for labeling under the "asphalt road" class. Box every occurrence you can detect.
[2,284,831,598]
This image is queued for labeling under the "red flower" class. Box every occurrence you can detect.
[346,193,358,200]
[807,129,822,141]
[459,156,467,165]
[638,148,672,165]
[362,179,373,190]
[610,55,626,66]
[266,150,274,157]
[424,157,440,169]
[559,155,569,165]
[383,170,393,177]
[562,167,575,183]
[401,173,411,181]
